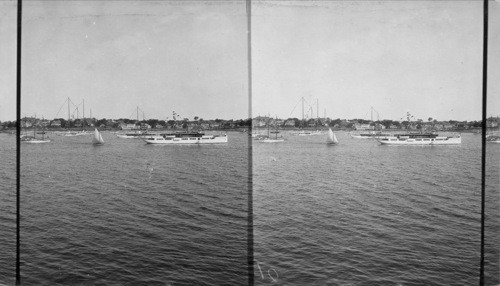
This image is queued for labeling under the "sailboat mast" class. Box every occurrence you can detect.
[301,97,304,126]
[67,97,70,127]
[317,99,319,122]
[267,115,270,137]
[275,116,278,139]
[83,99,85,119]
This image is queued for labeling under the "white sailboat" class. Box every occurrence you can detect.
[92,128,104,145]
[326,128,338,145]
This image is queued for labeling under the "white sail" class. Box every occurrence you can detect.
[327,128,338,144]
[93,128,104,145]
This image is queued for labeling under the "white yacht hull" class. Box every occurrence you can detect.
[63,131,90,137]
[116,134,142,139]
[144,135,228,144]
[293,131,324,136]
[22,139,51,144]
[261,138,284,143]
[350,133,391,139]
[379,136,461,145]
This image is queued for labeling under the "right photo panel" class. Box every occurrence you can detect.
[251,1,498,285]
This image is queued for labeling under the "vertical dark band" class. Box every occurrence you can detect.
[16,0,22,285]
[246,0,254,285]
[479,0,487,285]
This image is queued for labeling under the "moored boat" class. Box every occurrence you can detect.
[260,116,284,143]
[116,131,148,138]
[58,130,91,136]
[350,131,391,139]
[143,132,227,144]
[378,133,461,145]
[487,135,500,143]
[21,136,51,144]
[261,137,285,143]
[292,130,324,136]
[22,121,51,143]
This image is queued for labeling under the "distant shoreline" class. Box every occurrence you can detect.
[2,126,495,134]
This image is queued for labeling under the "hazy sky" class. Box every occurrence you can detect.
[0,1,499,122]
[253,1,499,121]
[1,1,248,122]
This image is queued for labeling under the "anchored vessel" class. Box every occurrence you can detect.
[22,122,51,144]
[260,116,284,143]
[21,136,51,144]
[58,131,91,137]
[116,131,149,139]
[143,132,228,144]
[378,133,461,145]
[487,135,500,143]
[261,133,285,143]
[350,131,391,139]
[292,130,324,136]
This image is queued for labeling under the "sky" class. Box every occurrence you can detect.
[252,0,499,122]
[1,0,248,122]
[0,1,499,122]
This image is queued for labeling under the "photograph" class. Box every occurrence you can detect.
[251,1,499,285]
[1,1,249,284]
[0,0,499,285]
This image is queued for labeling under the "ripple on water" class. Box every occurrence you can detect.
[254,133,496,285]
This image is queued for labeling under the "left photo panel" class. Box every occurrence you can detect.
[17,1,250,284]
[0,1,17,285]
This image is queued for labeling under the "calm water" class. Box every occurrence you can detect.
[0,131,249,285]
[1,131,499,285]
[0,133,16,285]
[253,132,499,285]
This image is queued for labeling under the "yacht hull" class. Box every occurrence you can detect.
[144,135,228,144]
[379,136,461,145]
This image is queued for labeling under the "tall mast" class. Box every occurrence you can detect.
[275,115,278,139]
[67,97,70,125]
[301,97,304,125]
[317,99,319,121]
[83,99,85,119]
[267,114,270,138]
[371,106,373,122]
[41,116,45,140]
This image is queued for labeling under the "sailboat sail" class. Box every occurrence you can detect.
[327,128,338,144]
[93,128,104,145]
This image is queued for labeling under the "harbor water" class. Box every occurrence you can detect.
[0,131,249,285]
[0,131,499,285]
[253,132,499,285]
